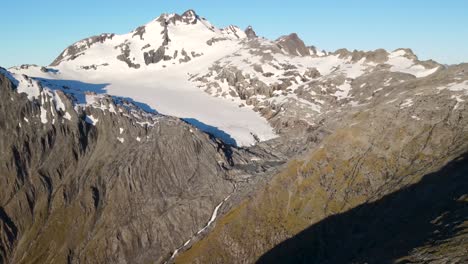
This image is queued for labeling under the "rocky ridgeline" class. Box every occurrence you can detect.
[192,39,443,137]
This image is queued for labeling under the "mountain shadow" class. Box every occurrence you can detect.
[34,77,239,146]
[257,152,468,264]
[34,77,110,104]
[182,118,238,146]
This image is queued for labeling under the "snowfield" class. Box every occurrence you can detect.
[10,42,277,146]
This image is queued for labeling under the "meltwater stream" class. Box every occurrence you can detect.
[164,190,235,264]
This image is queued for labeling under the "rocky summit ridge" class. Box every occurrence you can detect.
[1,9,467,264]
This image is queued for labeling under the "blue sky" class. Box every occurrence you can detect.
[1,0,467,67]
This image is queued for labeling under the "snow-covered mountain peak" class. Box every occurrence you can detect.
[9,10,445,147]
[50,9,250,70]
[153,9,200,25]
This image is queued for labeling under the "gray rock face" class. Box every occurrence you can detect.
[308,45,325,56]
[0,71,242,264]
[179,49,191,63]
[157,9,199,26]
[144,46,166,65]
[245,26,257,39]
[206,37,228,46]
[116,44,141,69]
[275,33,311,56]
[132,26,146,40]
[180,9,199,24]
[50,34,115,66]
[161,22,171,46]
[80,63,109,70]
[331,48,389,63]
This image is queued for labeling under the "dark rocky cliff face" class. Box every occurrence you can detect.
[0,72,237,264]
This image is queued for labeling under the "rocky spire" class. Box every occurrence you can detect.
[275,33,311,57]
[180,9,199,24]
[245,26,258,39]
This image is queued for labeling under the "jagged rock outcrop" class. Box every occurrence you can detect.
[144,46,167,65]
[178,9,199,25]
[116,43,141,69]
[275,33,311,56]
[245,26,257,39]
[192,36,443,138]
[50,34,115,66]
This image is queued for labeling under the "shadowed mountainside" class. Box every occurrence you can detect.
[257,152,468,264]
